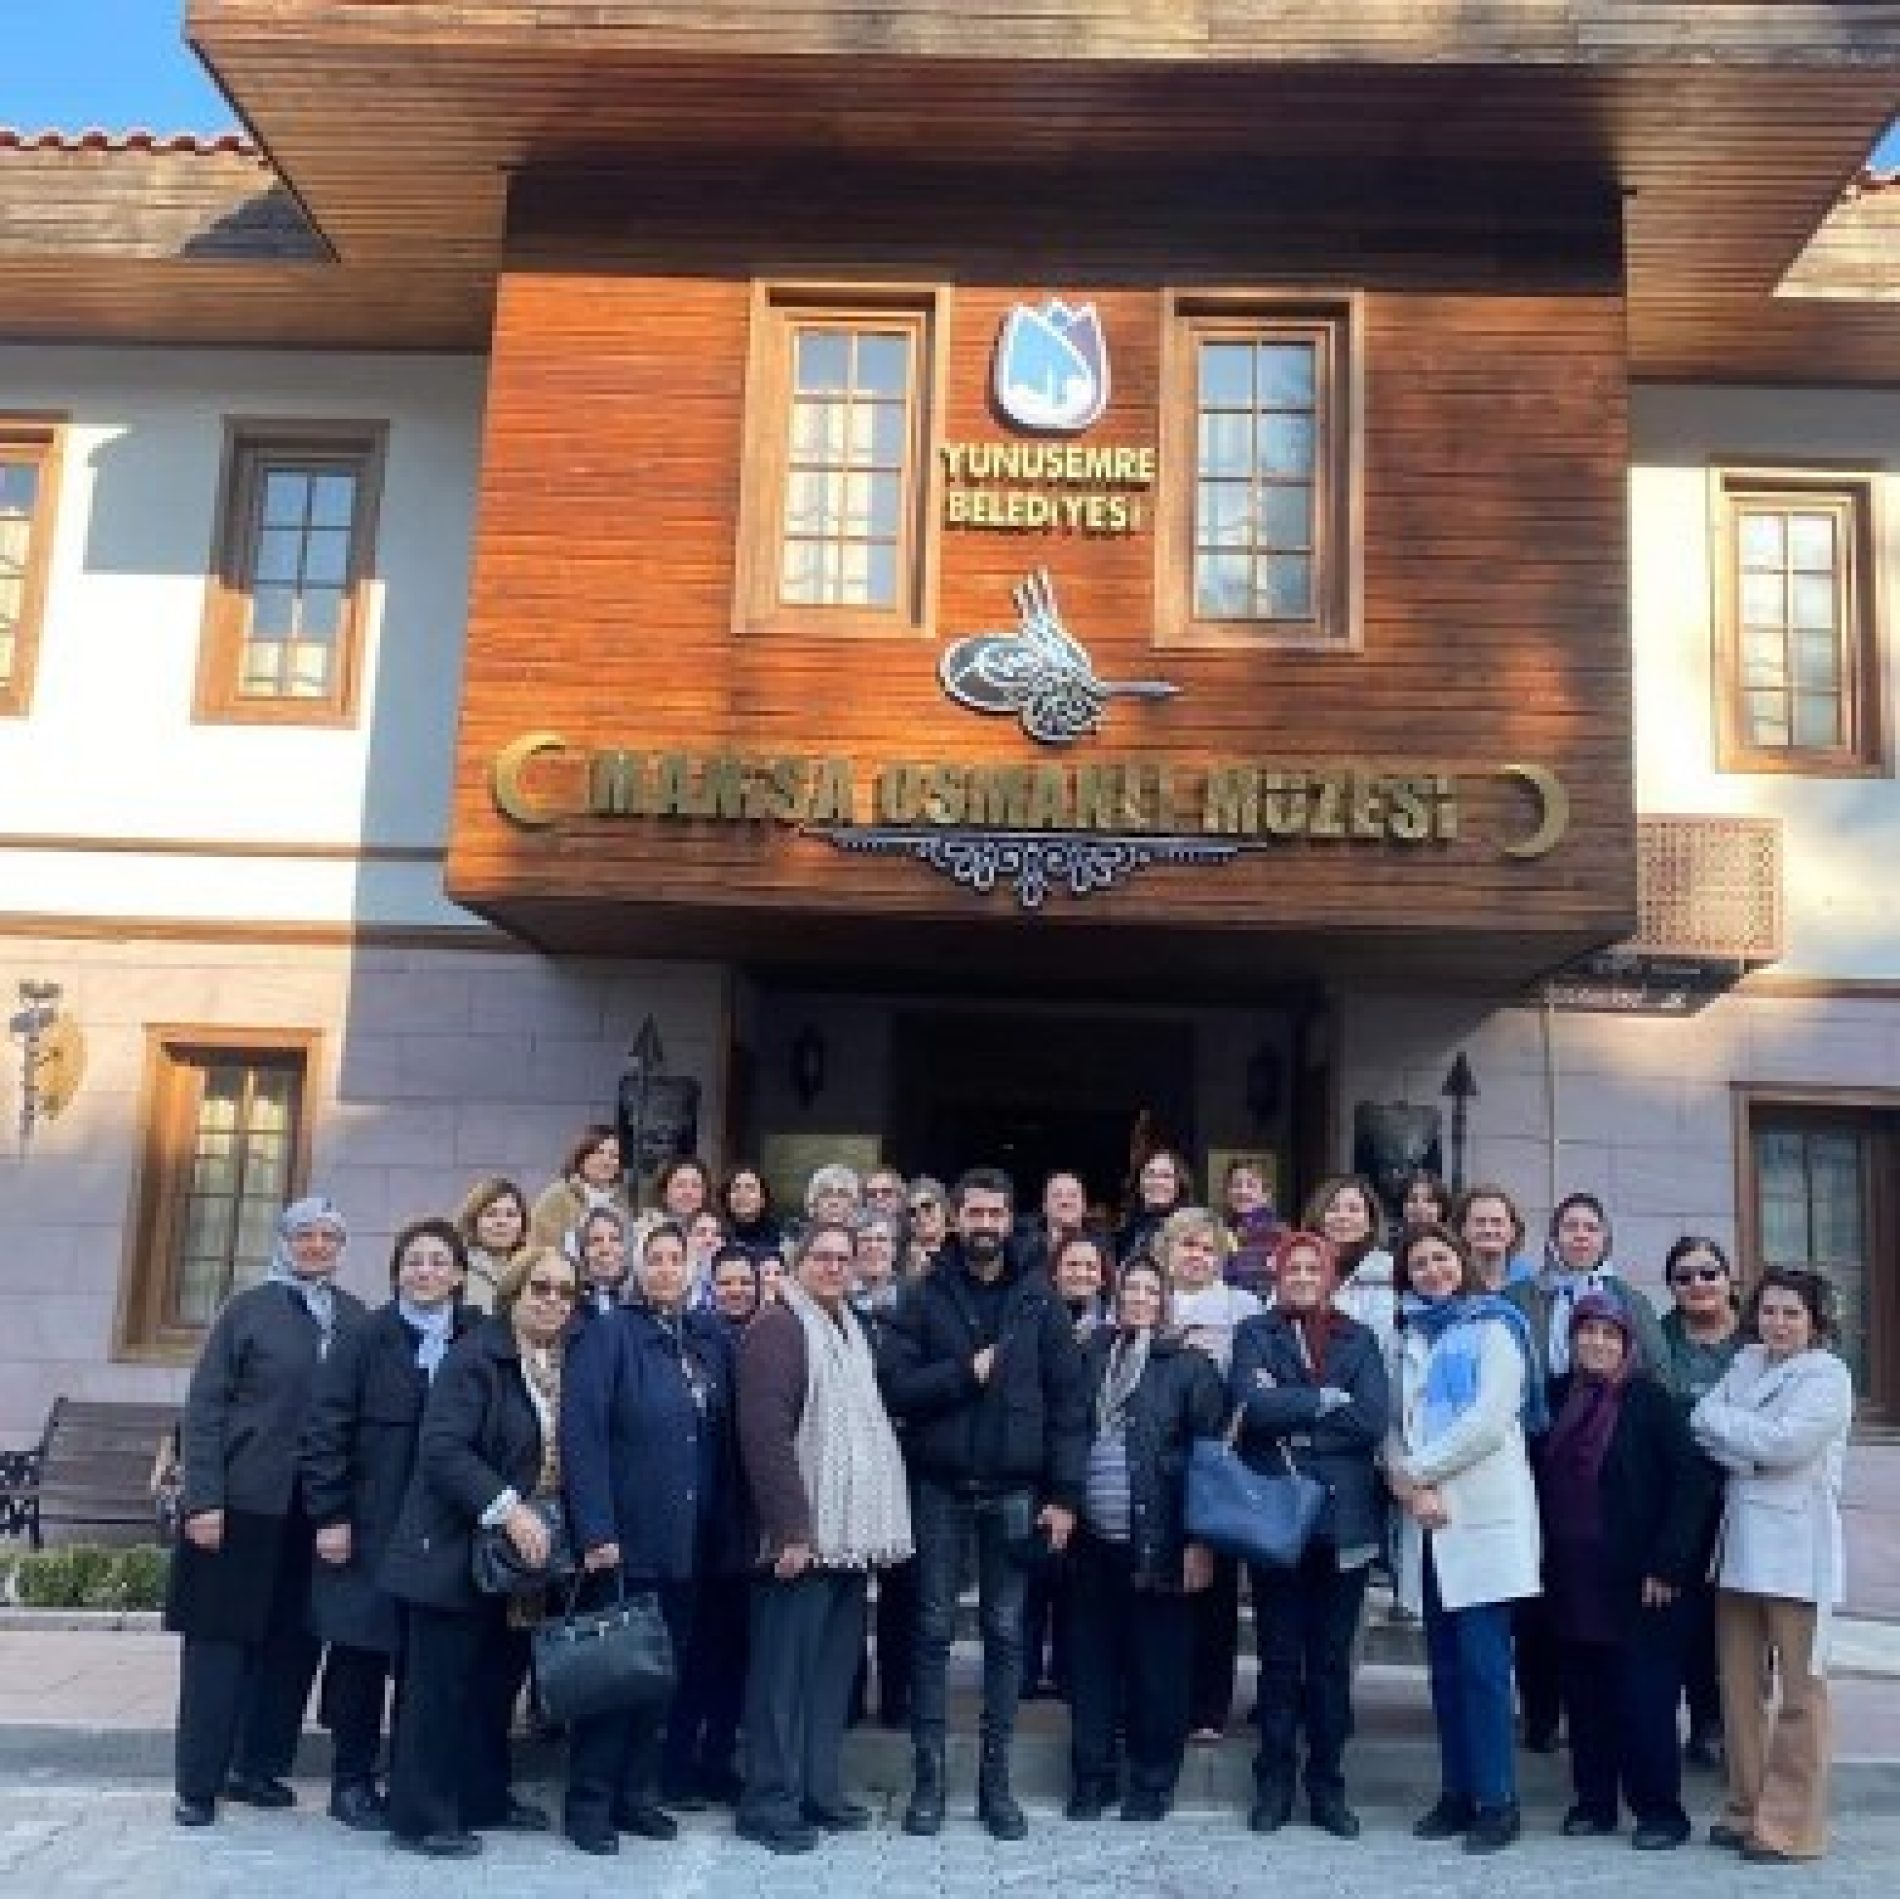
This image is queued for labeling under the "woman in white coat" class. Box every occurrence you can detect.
[1690,1267,1852,1864]
[1385,1222,1546,1856]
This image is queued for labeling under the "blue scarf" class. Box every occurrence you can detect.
[398,1298,455,1380]
[1402,1291,1548,1441]
[1536,1253,1621,1377]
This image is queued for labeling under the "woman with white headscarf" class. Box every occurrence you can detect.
[167,1195,367,1829]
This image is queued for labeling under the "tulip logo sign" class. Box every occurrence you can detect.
[993,299,1111,433]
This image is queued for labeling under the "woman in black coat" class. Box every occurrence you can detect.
[1066,1254,1226,1823]
[662,1243,763,1806]
[379,1246,579,1859]
[559,1220,740,1853]
[167,1194,366,1829]
[1535,1294,1716,1851]
[1229,1230,1390,1840]
[300,1218,476,1829]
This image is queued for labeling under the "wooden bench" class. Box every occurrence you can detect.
[0,1398,179,1550]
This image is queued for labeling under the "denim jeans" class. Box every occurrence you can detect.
[1422,1545,1518,1811]
[911,1478,1031,1748]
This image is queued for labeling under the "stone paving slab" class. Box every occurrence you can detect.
[1,1783,1898,1898]
[1,1635,1896,1813]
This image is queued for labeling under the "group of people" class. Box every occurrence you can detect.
[164,1128,1855,1867]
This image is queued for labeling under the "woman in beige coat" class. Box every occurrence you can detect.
[1691,1267,1852,1864]
[528,1124,633,1252]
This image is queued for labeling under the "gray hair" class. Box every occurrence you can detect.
[1157,1205,1228,1266]
[805,1163,862,1214]
[855,1209,902,1245]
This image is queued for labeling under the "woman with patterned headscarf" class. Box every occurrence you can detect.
[167,1195,367,1829]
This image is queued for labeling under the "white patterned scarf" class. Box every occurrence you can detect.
[783,1280,913,1569]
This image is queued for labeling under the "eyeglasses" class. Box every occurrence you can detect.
[1670,1265,1728,1287]
[908,1199,939,1214]
[805,1250,853,1267]
[526,1276,578,1303]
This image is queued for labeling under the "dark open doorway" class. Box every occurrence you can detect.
[887,1010,1197,1215]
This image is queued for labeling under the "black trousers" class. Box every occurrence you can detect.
[912,1480,1032,1749]
[173,1525,322,1803]
[873,1558,916,1722]
[1020,1553,1073,1694]
[318,1642,392,1790]
[564,1578,693,1838]
[1250,1549,1369,1803]
[1188,1552,1240,1733]
[1513,1592,1563,1744]
[663,1572,748,1790]
[1560,1611,1691,1832]
[1067,1533,1191,1801]
[739,1570,868,1829]
[386,1600,527,1840]
[1681,1577,1723,1736]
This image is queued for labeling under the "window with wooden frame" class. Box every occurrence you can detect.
[0,417,63,715]
[119,1031,315,1357]
[1713,471,1884,774]
[195,422,386,723]
[1736,1088,1899,1420]
[1157,295,1361,649]
[734,289,944,637]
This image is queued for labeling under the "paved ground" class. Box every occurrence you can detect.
[1,1782,1897,1897]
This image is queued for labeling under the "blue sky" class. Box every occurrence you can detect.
[1,3,1895,170]
[0,3,238,134]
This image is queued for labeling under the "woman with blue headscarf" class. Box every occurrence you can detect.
[167,1194,367,1829]
[1385,1221,1545,1858]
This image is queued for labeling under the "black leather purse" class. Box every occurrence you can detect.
[471,1497,576,1596]
[532,1573,677,1726]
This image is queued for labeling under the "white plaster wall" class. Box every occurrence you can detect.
[1337,984,1900,1297]
[0,345,486,927]
[1631,385,1900,979]
[0,936,729,1444]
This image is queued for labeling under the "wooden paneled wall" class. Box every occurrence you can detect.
[447,162,1634,955]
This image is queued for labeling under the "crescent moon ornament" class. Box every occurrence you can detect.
[491,731,571,829]
[1496,762,1570,860]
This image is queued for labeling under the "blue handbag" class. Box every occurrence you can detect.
[1184,1413,1328,1570]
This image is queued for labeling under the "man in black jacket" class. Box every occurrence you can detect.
[878,1167,1087,1841]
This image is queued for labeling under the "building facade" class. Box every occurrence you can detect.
[0,3,1896,1442]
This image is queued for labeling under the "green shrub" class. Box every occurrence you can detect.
[6,1544,169,1611]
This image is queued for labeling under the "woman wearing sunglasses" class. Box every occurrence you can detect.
[1660,1237,1744,1770]
[381,1246,580,1858]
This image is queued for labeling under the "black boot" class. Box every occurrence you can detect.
[902,1743,945,1837]
[1249,1781,1294,1834]
[978,1739,1027,1841]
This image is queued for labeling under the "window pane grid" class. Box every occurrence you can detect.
[1191,333,1321,622]
[1734,498,1851,755]
[1754,1120,1869,1391]
[235,454,363,702]
[0,455,43,688]
[169,1057,299,1329]
[779,325,913,610]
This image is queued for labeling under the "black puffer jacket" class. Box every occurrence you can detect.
[1078,1328,1227,1590]
[1228,1310,1390,1555]
[877,1241,1088,1511]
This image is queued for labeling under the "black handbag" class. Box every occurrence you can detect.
[1184,1412,1328,1571]
[471,1496,576,1597]
[532,1573,677,1726]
